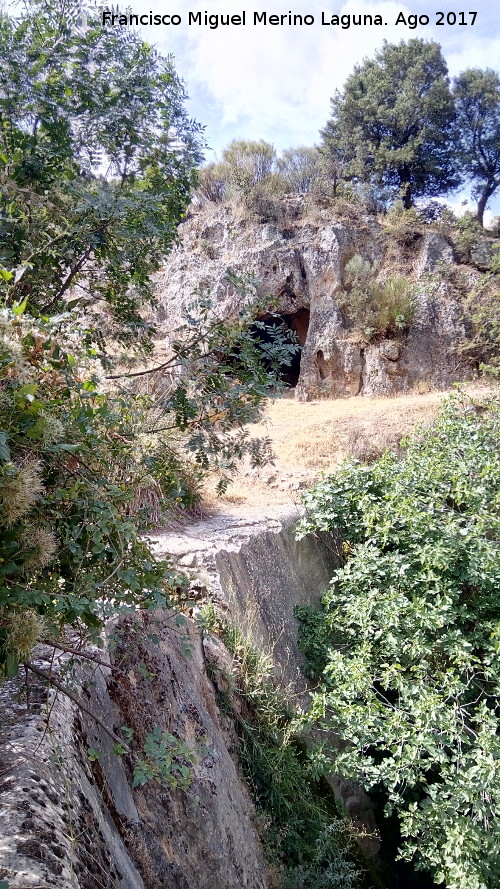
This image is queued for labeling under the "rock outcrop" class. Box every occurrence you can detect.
[153,196,471,399]
[146,505,337,694]
[2,508,379,889]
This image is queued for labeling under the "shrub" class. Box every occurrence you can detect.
[283,825,361,889]
[382,204,423,244]
[373,276,417,335]
[340,255,416,340]
[489,243,500,275]
[278,146,325,194]
[199,611,363,886]
[221,139,277,193]
[296,395,500,889]
[242,185,284,223]
[453,212,485,262]
[197,163,228,203]
[461,271,500,375]
[417,200,453,224]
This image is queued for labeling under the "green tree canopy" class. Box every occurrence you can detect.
[453,69,500,226]
[0,2,298,686]
[0,0,203,341]
[322,39,458,208]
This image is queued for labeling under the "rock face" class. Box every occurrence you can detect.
[2,508,379,889]
[146,505,337,695]
[0,630,271,889]
[153,196,471,399]
[0,660,147,889]
[147,506,380,857]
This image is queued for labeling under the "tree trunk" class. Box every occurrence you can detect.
[402,190,413,210]
[477,182,496,227]
[400,176,412,209]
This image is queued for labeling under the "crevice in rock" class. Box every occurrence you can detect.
[294,248,308,288]
[278,271,298,300]
[315,349,328,381]
[357,347,366,395]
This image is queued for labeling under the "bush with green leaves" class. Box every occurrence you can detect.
[218,139,277,194]
[197,162,229,203]
[341,254,416,340]
[452,212,486,263]
[0,306,175,680]
[277,146,326,194]
[0,0,203,344]
[296,394,500,889]
[0,284,298,679]
[460,271,500,376]
[382,204,424,243]
[0,1,299,689]
[196,142,336,210]
[283,825,361,889]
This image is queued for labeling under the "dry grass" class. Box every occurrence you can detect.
[205,383,494,510]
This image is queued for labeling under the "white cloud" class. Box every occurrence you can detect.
[128,0,500,211]
[130,0,499,152]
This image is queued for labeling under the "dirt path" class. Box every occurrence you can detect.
[205,384,494,510]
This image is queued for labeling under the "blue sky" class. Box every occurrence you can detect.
[122,0,499,215]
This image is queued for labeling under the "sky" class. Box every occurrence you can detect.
[116,0,500,215]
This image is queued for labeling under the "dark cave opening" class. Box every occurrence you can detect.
[250,307,310,388]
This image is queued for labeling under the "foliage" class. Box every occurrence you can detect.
[131,725,197,789]
[0,308,177,679]
[490,243,500,275]
[0,1,300,682]
[452,212,485,263]
[0,0,203,343]
[283,825,361,889]
[453,69,500,226]
[382,204,423,243]
[148,280,299,488]
[460,271,500,376]
[220,139,277,194]
[198,609,362,887]
[197,162,228,203]
[278,147,325,194]
[197,142,337,209]
[317,126,350,198]
[341,255,416,340]
[296,395,500,889]
[0,280,298,677]
[322,40,458,208]
[417,201,455,227]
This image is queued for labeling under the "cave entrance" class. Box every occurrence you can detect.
[250,307,310,388]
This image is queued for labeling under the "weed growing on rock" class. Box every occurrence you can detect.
[198,608,363,888]
[340,254,416,340]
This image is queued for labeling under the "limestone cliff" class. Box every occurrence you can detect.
[153,195,472,398]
